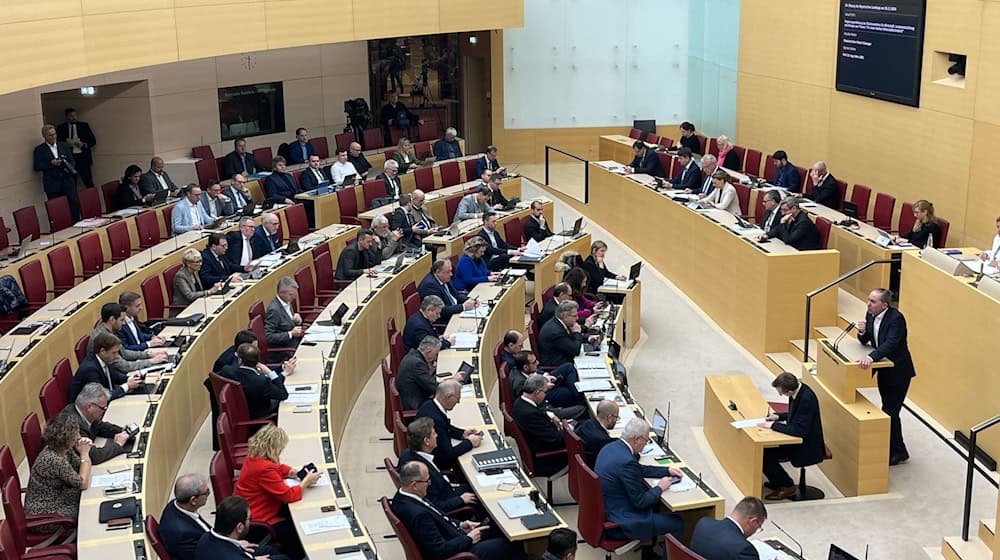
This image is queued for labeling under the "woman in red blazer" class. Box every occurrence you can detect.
[235,424,320,560]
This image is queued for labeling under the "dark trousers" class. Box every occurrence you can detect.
[546,363,581,409]
[47,184,81,222]
[76,159,95,189]
[271,506,306,560]
[486,254,510,271]
[878,375,911,457]
[762,445,795,488]
[470,528,527,560]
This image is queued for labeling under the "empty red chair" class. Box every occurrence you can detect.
[836,179,848,210]
[850,184,872,222]
[164,263,183,308]
[195,158,220,186]
[38,376,66,422]
[248,300,265,323]
[191,145,215,160]
[334,132,353,152]
[217,381,274,439]
[51,358,73,401]
[872,192,896,230]
[744,148,763,177]
[0,218,10,251]
[645,132,660,145]
[141,275,170,322]
[734,183,751,218]
[135,210,161,249]
[215,412,248,471]
[252,147,273,169]
[294,266,329,318]
[107,219,132,263]
[362,128,384,150]
[445,196,461,223]
[670,156,684,178]
[313,136,330,159]
[214,157,226,182]
[337,187,361,225]
[389,331,405,376]
[0,489,76,558]
[896,201,915,235]
[285,203,310,237]
[463,158,479,183]
[19,413,43,468]
[798,166,810,194]
[144,515,171,560]
[440,161,461,188]
[400,280,417,303]
[44,245,75,296]
[363,179,387,209]
[658,136,674,149]
[18,260,47,311]
[417,120,439,141]
[628,128,642,139]
[74,335,89,364]
[0,446,19,491]
[708,137,719,156]
[816,216,832,249]
[657,153,673,178]
[12,206,41,243]
[313,251,339,296]
[504,217,525,246]
[76,232,104,276]
[44,196,73,232]
[403,291,420,318]
[161,205,174,234]
[392,410,408,457]
[97,181,117,212]
[414,166,435,191]
[763,154,777,180]
[413,140,432,160]
[938,218,950,247]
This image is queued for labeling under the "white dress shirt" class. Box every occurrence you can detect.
[47,142,59,159]
[240,235,252,266]
[872,307,887,343]
[330,161,358,185]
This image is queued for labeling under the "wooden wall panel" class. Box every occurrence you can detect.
[965,121,1000,248]
[0,18,87,94]
[80,0,174,16]
[264,0,356,49]
[975,2,1000,126]
[918,0,982,119]
[736,73,831,161]
[439,0,523,32]
[738,0,836,88]
[352,0,440,40]
[83,10,179,76]
[0,0,80,25]
[176,5,268,60]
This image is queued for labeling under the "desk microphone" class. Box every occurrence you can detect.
[727,400,745,419]
[770,520,803,560]
[832,322,857,353]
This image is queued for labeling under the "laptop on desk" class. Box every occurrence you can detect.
[558,217,584,237]
[339,174,357,187]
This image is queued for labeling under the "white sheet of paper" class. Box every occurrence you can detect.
[476,470,519,486]
[730,417,767,429]
[576,368,608,380]
[667,475,696,493]
[461,384,475,398]
[749,540,791,560]
[613,406,637,430]
[307,324,339,334]
[91,471,134,487]
[452,332,478,349]
[523,238,542,258]
[299,514,350,535]
[459,305,491,318]
[574,356,606,369]
[498,496,538,519]
[304,332,340,343]
[575,379,614,392]
[287,392,320,404]
[640,442,663,456]
[602,278,634,289]
[501,268,528,277]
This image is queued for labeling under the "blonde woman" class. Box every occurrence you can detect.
[392,137,431,174]
[172,248,221,309]
[894,199,941,249]
[454,237,498,292]
[702,170,741,216]
[717,135,740,170]
[582,240,627,294]
[235,424,319,560]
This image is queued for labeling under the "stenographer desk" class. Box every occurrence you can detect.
[587,164,838,362]
[74,223,359,560]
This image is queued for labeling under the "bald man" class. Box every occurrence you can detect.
[140,157,179,195]
[575,399,618,465]
[802,161,839,209]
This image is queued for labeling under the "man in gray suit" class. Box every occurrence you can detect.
[89,303,169,373]
[264,277,304,359]
[200,180,235,218]
[61,383,130,465]
[453,186,491,223]
[140,156,179,195]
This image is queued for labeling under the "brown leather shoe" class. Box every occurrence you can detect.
[764,486,796,500]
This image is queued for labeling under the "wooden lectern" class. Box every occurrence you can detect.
[815,338,892,403]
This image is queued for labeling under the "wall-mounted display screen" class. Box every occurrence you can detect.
[218,82,285,140]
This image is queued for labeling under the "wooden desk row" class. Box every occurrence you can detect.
[422,196,553,259]
[355,176,525,225]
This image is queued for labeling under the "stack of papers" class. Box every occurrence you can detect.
[667,475,696,493]
[452,332,478,349]
[521,238,542,259]
[575,379,615,392]
[74,218,112,228]
[498,496,538,519]
[602,278,634,289]
[91,471,133,487]
[299,513,349,535]
[476,470,519,487]
[730,417,767,429]
[286,383,320,403]
[459,305,490,319]
[613,406,636,430]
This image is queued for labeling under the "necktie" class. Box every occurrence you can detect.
[440,282,456,306]
[301,144,308,162]
[232,189,245,209]
[70,124,77,140]
[701,175,712,194]
[241,155,248,173]
[314,169,323,183]
[242,237,252,266]
[128,318,139,343]
[268,234,276,251]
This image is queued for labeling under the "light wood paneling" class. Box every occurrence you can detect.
[83,10,179,76]
[264,0,356,48]
[175,4,267,60]
[738,0,836,88]
[284,77,326,130]
[736,73,831,159]
[0,18,87,94]
[918,0,982,119]
[0,0,80,25]
[975,2,1000,126]
[215,47,322,86]
[439,0,522,32]
[80,0,173,16]
[146,58,219,97]
[352,0,440,40]
[965,121,1000,249]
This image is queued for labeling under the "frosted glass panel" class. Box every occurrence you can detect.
[686,0,740,138]
[503,0,689,129]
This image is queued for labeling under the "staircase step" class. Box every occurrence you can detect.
[786,339,821,362]
[814,325,844,340]
[942,536,993,560]
[979,519,995,546]
[765,352,803,376]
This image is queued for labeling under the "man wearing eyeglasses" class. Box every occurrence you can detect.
[62,382,129,464]
[225,173,253,210]
[575,399,618,466]
[689,496,768,559]
[159,474,288,560]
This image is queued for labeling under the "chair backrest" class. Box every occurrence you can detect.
[383,457,401,488]
[334,132,354,152]
[135,210,161,250]
[440,161,461,188]
[628,128,642,140]
[575,454,608,550]
[249,315,273,357]
[161,205,174,234]
[38,376,66,422]
[18,260,47,307]
[744,148,762,177]
[413,141,432,161]
[562,421,586,501]
[645,132,661,145]
[0,447,18,490]
[248,300,265,323]
[388,377,411,421]
[763,155,777,180]
[669,156,684,178]
[708,137,719,157]
[362,128,383,150]
[528,300,539,327]
[418,121,438,141]
[145,515,173,560]
[897,201,915,236]
[444,196,461,222]
[285,204,309,238]
[214,157,227,182]
[541,284,556,305]
[492,339,505,375]
[695,134,707,155]
[501,407,536,476]
[164,263,182,304]
[141,275,167,321]
[797,166,810,193]
[107,219,132,262]
[311,242,331,260]
[218,381,254,442]
[734,183,750,217]
[850,184,872,222]
[413,166,435,191]
[497,362,513,412]
[216,412,243,474]
[657,153,673,178]
[1,479,29,555]
[389,331,405,375]
[658,136,674,149]
[528,315,540,354]
[74,335,90,364]
[382,361,395,433]
[403,291,420,318]
[0,217,9,251]
[873,192,896,231]
[816,216,832,249]
[12,206,40,243]
[52,357,73,399]
[380,496,424,560]
[77,187,102,220]
[19,413,41,469]
[314,251,336,293]
[209,449,235,500]
[252,147,273,169]
[504,217,525,247]
[937,218,950,247]
[836,179,848,211]
[666,533,710,560]
[732,145,746,171]
[191,145,215,160]
[462,158,479,183]
[363,179,386,210]
[295,266,317,308]
[44,196,72,233]
[753,190,766,222]
[392,411,408,458]
[400,281,417,303]
[195,158,220,186]
[77,232,105,276]
[337,186,359,218]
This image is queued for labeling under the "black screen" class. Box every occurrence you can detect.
[835,0,927,107]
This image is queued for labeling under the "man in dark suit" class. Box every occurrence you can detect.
[758,198,821,250]
[758,372,825,500]
[512,374,568,476]
[194,496,267,560]
[803,161,839,209]
[391,461,525,560]
[397,418,479,515]
[376,160,404,200]
[219,343,288,419]
[524,201,553,242]
[625,140,665,178]
[33,124,80,221]
[118,291,165,352]
[595,418,684,547]
[140,156,179,195]
[64,383,128,464]
[225,174,253,211]
[213,330,259,375]
[484,173,510,210]
[415,381,483,470]
[299,155,330,191]
[335,229,378,281]
[539,283,573,327]
[691,154,719,196]
[418,259,475,323]
[264,277,304,357]
[251,213,281,257]
[265,156,300,204]
[757,190,783,237]
[160,474,288,560]
[770,150,800,192]
[69,332,141,402]
[477,212,523,271]
[397,336,460,410]
[665,147,699,191]
[499,330,523,371]
[537,301,600,367]
[508,351,583,417]
[575,399,617,466]
[857,288,916,465]
[690,497,767,560]
[226,218,260,270]
[222,137,267,179]
[390,193,422,247]
[56,108,97,189]
[403,296,452,351]
[348,142,373,178]
[475,145,505,177]
[286,128,315,165]
[200,233,244,287]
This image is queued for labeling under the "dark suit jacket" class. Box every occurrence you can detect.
[770,382,825,467]
[671,161,700,191]
[194,530,254,560]
[489,186,510,209]
[397,349,437,411]
[390,206,420,247]
[159,500,214,560]
[286,141,315,165]
[594,439,669,540]
[575,418,613,466]
[222,151,266,179]
[758,207,782,238]
[629,149,665,178]
[200,248,241,287]
[118,317,155,351]
[477,228,513,261]
[250,226,279,258]
[56,121,96,163]
[376,172,403,200]
[214,345,239,374]
[721,150,741,171]
[538,297,559,327]
[219,365,287,419]
[857,306,916,385]
[265,172,299,202]
[224,232,258,268]
[772,163,800,192]
[62,403,124,465]
[774,211,821,251]
[475,155,501,177]
[398,449,468,513]
[264,297,297,347]
[805,174,839,209]
[679,134,701,154]
[523,215,552,242]
[112,182,145,210]
[582,256,616,294]
[69,354,129,402]
[299,166,329,191]
[417,399,471,470]
[389,492,472,559]
[417,273,467,322]
[537,317,584,367]
[690,517,759,560]
[335,241,376,281]
[33,142,76,195]
[403,312,450,352]
[140,169,177,195]
[511,397,566,476]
